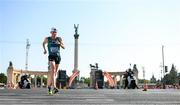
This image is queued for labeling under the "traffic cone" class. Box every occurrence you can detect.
[143,80,148,91]
[95,81,98,90]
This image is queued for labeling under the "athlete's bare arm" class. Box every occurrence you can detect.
[59,37,65,49]
[43,37,48,54]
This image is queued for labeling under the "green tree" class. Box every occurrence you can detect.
[84,77,90,85]
[150,74,156,83]
[80,77,90,85]
[178,73,180,85]
[0,73,7,84]
[163,64,178,85]
[138,79,144,84]
[138,79,149,84]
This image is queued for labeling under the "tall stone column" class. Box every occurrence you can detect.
[113,75,117,88]
[73,24,79,72]
[15,73,19,85]
[41,76,43,88]
[72,24,80,87]
[17,74,21,84]
[13,73,16,86]
[34,75,37,88]
[119,75,123,88]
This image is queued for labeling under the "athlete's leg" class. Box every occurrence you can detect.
[51,62,56,88]
[47,61,55,87]
[53,56,61,88]
[51,64,59,94]
[47,72,52,87]
[47,62,52,87]
[54,56,61,77]
[55,64,59,76]
[52,64,59,88]
[47,61,55,94]
[51,56,60,94]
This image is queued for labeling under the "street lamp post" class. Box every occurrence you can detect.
[162,45,165,80]
[162,45,166,89]
[142,67,145,81]
[25,39,30,71]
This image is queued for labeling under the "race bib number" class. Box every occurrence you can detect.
[50,47,59,53]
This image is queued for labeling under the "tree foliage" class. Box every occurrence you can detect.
[163,64,178,85]
[80,77,90,85]
[150,74,156,83]
[0,73,7,84]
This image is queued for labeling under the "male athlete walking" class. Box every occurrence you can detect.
[43,27,65,94]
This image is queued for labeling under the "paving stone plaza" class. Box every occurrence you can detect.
[0,89,180,105]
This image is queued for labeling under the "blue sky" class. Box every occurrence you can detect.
[0,0,180,80]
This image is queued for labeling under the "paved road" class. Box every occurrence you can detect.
[0,89,180,105]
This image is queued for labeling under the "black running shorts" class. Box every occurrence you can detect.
[48,55,61,64]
